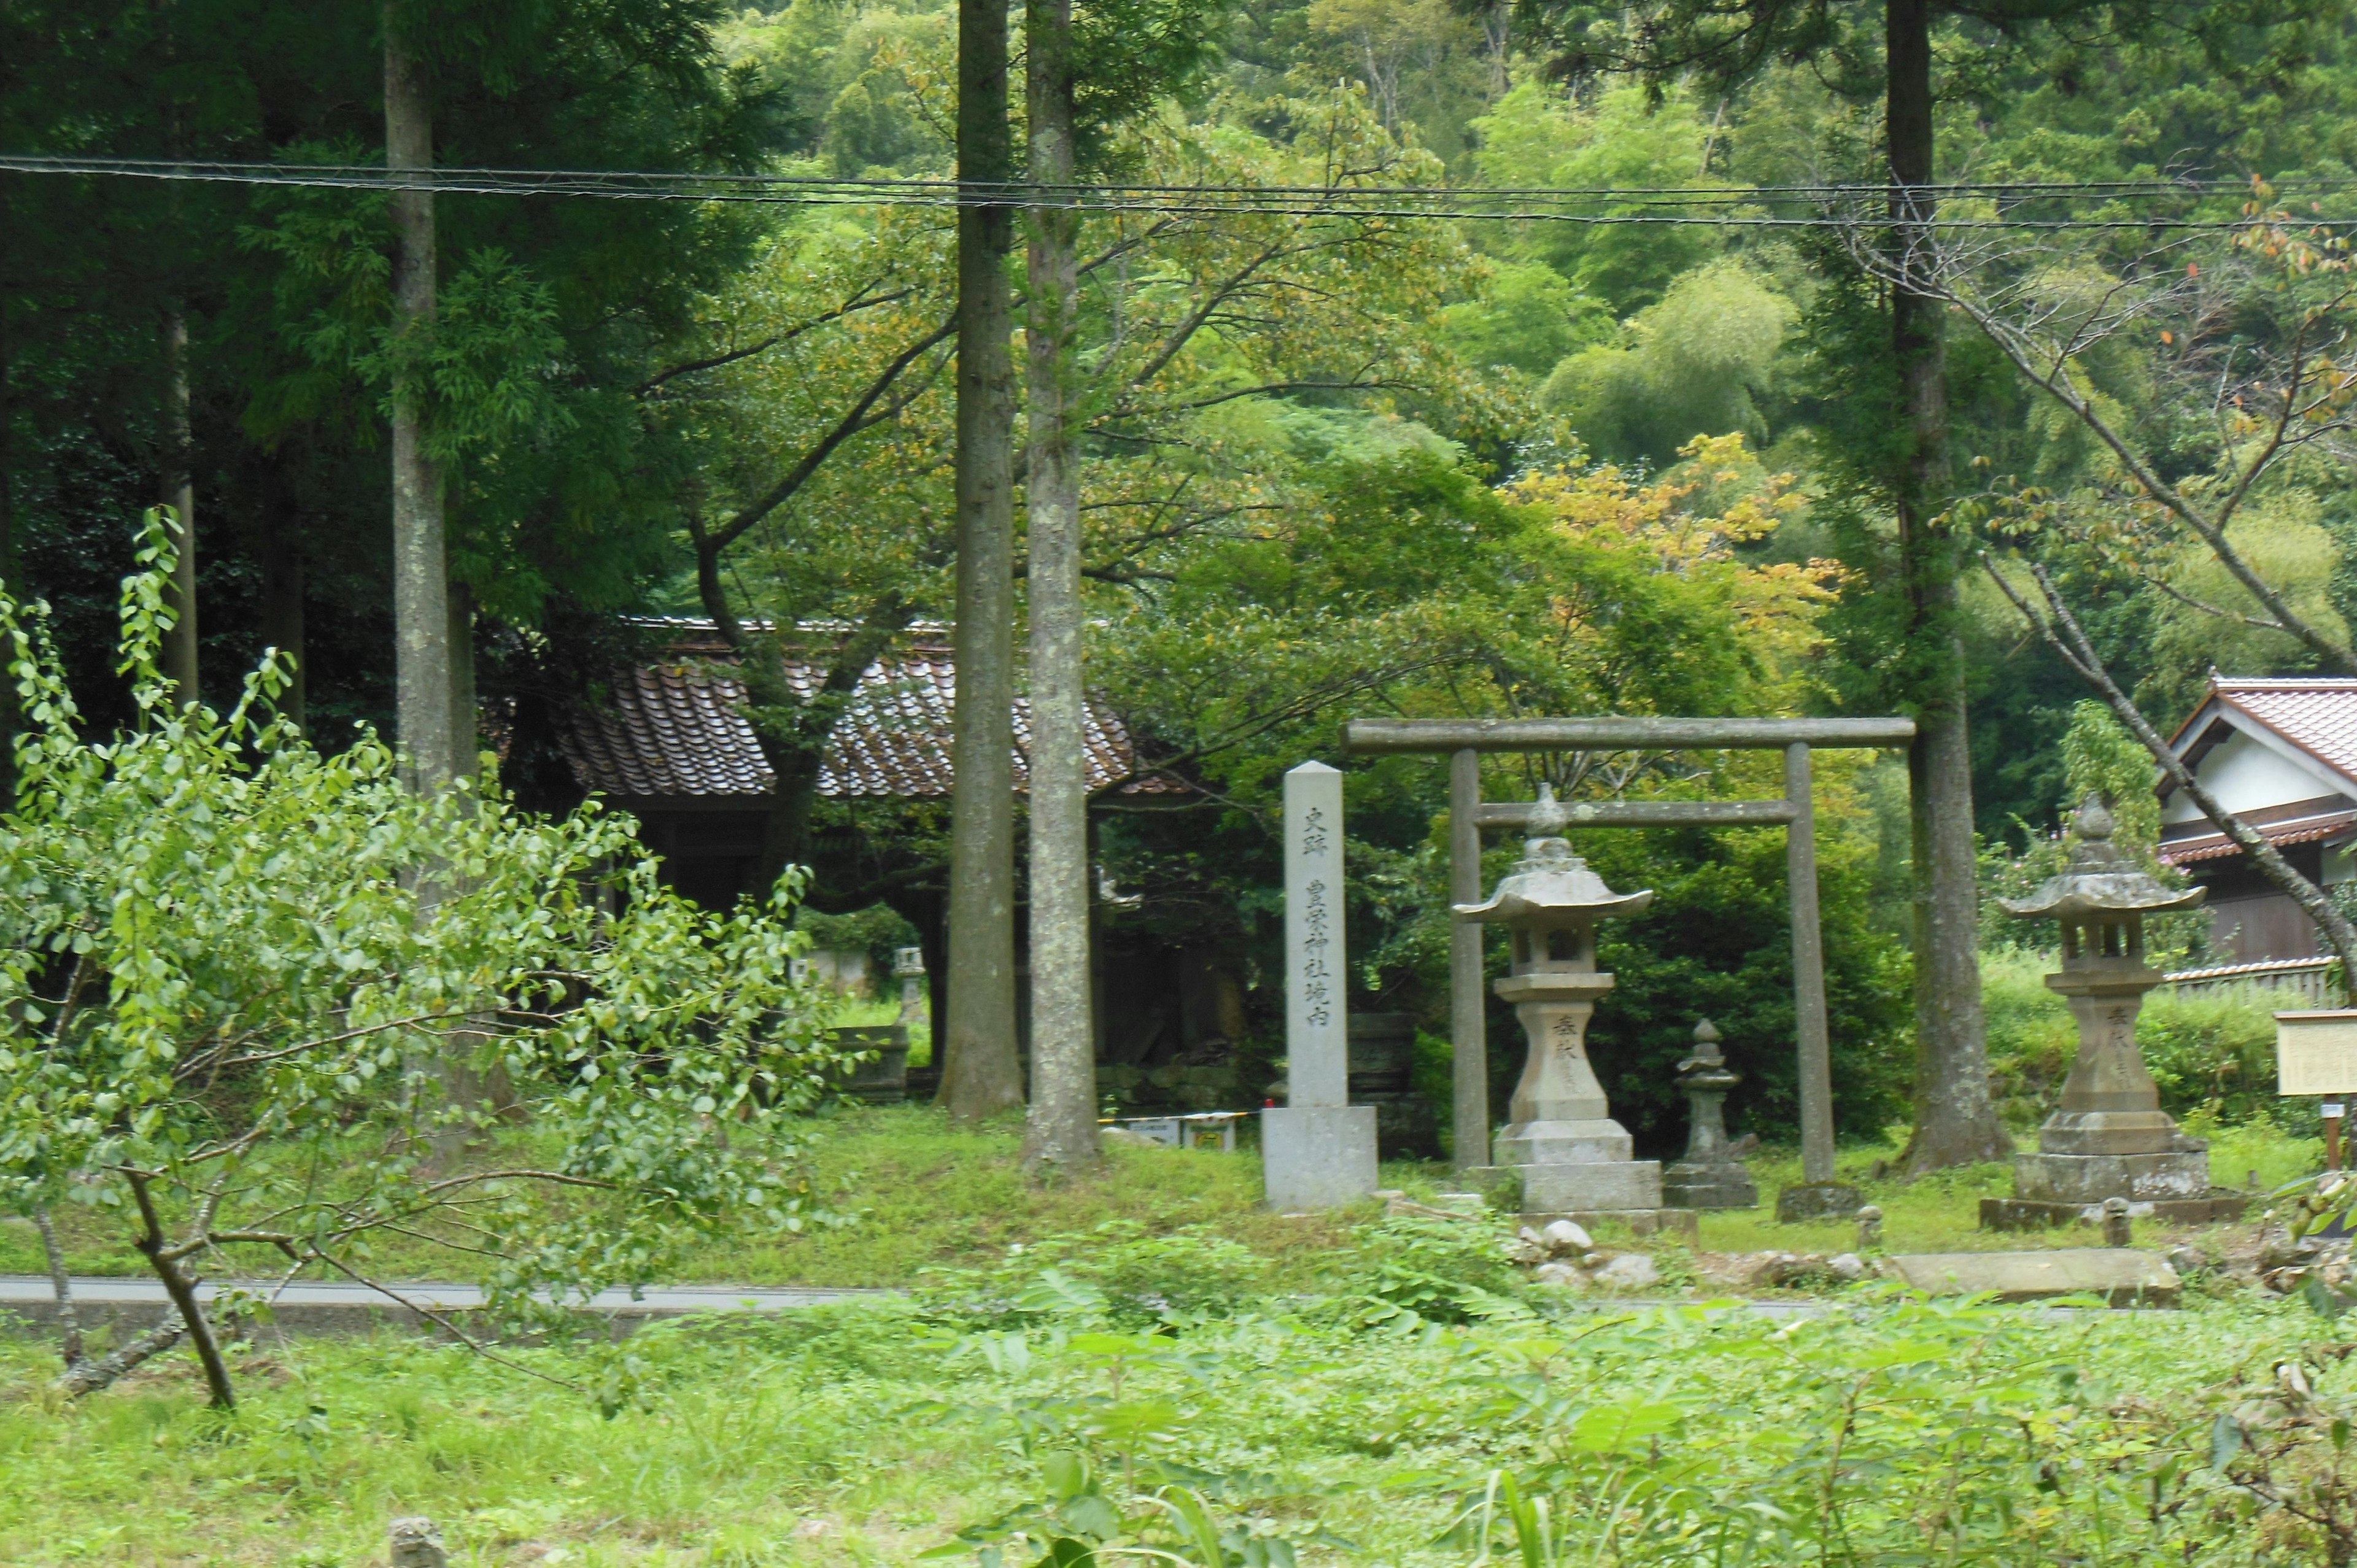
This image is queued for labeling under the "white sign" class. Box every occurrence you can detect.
[1285,762,1347,1107]
[2277,1010,2357,1095]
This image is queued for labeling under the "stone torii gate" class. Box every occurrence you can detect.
[1342,716,1916,1192]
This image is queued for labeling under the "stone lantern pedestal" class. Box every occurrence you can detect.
[1983,797,2247,1230]
[1458,787,1676,1225]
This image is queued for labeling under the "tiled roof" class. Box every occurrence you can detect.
[2168,678,2357,794]
[2158,808,2357,865]
[557,624,1174,801]
[2164,956,2332,982]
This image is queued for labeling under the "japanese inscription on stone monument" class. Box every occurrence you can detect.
[1285,763,1347,1107]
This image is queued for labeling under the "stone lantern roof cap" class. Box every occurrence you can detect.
[1999,795,2207,919]
[1453,784,1655,922]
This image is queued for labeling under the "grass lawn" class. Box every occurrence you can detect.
[3,1103,2320,1286]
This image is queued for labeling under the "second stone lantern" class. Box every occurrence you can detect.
[1988,794,2242,1228]
[1456,785,1662,1217]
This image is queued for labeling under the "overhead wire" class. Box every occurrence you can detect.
[2,153,2351,231]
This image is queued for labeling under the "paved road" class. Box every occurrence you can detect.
[0,1275,889,1320]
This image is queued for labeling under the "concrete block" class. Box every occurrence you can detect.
[1775,1181,1863,1222]
[1980,1192,2248,1231]
[1889,1248,2180,1306]
[1520,1159,1662,1213]
[1262,1104,1379,1210]
[1663,1162,1758,1210]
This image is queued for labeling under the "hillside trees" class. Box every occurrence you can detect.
[1086,434,1897,1146]
[2,0,779,775]
[1493,0,2183,1169]
[652,81,1498,946]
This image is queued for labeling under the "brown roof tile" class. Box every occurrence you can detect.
[557,623,1173,801]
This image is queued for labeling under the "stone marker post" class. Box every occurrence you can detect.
[1261,762,1379,1208]
[894,946,927,1029]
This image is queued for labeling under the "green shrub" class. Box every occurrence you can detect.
[920,1219,1273,1327]
[0,516,841,1409]
[1316,1215,1526,1327]
[1981,949,2076,1127]
[2141,987,2285,1124]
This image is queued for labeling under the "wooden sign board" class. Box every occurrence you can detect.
[2277,1010,2357,1095]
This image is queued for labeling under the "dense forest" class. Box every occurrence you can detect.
[7,0,2357,1154]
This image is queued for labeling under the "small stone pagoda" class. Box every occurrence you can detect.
[1456,786,1665,1219]
[1986,795,2243,1229]
[1663,1020,1758,1209]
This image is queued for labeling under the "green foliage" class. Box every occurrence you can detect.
[1980,949,2290,1128]
[1470,82,1720,315]
[921,1221,1275,1328]
[1539,260,1798,466]
[0,525,843,1377]
[2058,699,2162,848]
[1581,813,1912,1146]
[1439,260,1611,378]
[6,1261,2348,1565]
[1314,1215,1528,1329]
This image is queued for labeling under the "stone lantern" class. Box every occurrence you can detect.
[1663,1020,1758,1209]
[1990,794,2220,1226]
[1455,784,1660,1216]
[893,946,927,1029]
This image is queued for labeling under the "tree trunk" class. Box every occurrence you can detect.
[385,10,452,794]
[942,0,1024,1120]
[260,458,306,730]
[1887,0,2008,1170]
[691,531,919,901]
[1020,0,1096,1172]
[448,577,476,781]
[1,228,15,806]
[162,310,198,703]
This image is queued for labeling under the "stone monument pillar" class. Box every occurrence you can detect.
[1455,786,1663,1218]
[1985,795,2242,1229]
[1261,762,1380,1208]
[1663,1019,1758,1209]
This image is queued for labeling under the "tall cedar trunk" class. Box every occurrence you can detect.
[162,311,198,702]
[1887,0,2008,1169]
[1,211,15,807]
[385,10,452,794]
[942,0,1024,1119]
[260,457,306,730]
[1020,0,1097,1171]
[448,578,476,781]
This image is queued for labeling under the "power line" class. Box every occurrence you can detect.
[2,153,2347,232]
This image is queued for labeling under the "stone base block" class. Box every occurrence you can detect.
[1524,1207,1698,1240]
[1518,1159,1662,1214]
[1776,1182,1864,1222]
[1495,1118,1633,1167]
[2014,1149,2210,1205]
[1663,1162,1759,1210]
[1261,1105,1379,1210]
[1981,1192,2248,1232]
[2035,1109,2196,1157]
